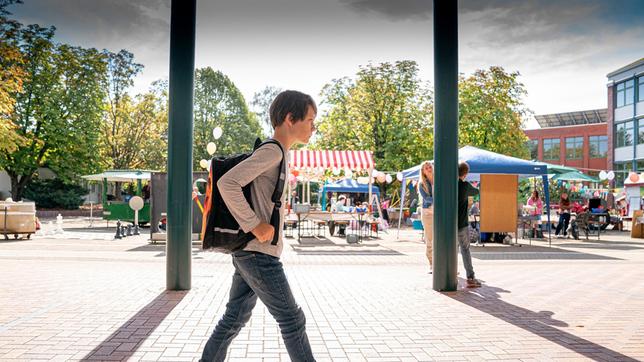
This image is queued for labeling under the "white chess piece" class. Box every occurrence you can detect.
[44,221,55,235]
[55,213,64,234]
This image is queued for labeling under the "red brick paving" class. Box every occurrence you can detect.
[0,225,643,361]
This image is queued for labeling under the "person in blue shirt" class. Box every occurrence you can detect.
[418,160,434,272]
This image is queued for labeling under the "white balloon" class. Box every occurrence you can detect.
[599,170,607,180]
[212,126,223,140]
[332,168,340,176]
[371,169,379,177]
[385,174,393,184]
[206,142,217,155]
[396,172,403,182]
[199,159,208,169]
[607,171,615,181]
[344,169,353,179]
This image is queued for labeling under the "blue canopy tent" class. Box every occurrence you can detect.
[320,178,380,209]
[397,146,550,242]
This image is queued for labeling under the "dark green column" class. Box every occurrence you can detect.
[433,0,458,292]
[166,0,196,290]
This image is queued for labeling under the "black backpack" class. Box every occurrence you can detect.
[201,138,285,253]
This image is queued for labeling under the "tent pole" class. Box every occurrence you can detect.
[397,177,406,240]
[368,168,373,213]
[543,174,551,247]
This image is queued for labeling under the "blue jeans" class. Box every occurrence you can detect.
[555,212,570,236]
[201,251,315,362]
[458,227,475,279]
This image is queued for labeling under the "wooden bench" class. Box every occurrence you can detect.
[328,220,349,236]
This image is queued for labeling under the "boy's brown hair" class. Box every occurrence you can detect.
[458,161,470,178]
[269,90,317,128]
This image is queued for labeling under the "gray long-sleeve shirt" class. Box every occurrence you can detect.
[217,141,287,258]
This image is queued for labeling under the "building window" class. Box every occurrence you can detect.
[565,137,583,160]
[589,135,608,158]
[616,79,635,107]
[615,121,634,148]
[543,138,560,161]
[527,139,538,160]
[639,77,644,102]
[637,160,644,172]
[639,120,644,144]
[614,162,633,186]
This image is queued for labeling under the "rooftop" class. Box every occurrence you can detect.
[534,108,607,128]
[607,57,644,78]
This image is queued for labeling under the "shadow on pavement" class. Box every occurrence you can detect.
[554,238,644,251]
[448,282,638,361]
[471,244,621,260]
[290,243,403,256]
[81,291,187,361]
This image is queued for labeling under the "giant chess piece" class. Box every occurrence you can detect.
[126,224,133,236]
[114,220,122,239]
[55,213,64,234]
[134,224,140,236]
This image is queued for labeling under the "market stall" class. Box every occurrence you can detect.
[288,149,375,207]
[82,170,151,224]
[397,146,550,241]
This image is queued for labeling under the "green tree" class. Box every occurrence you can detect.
[0,0,26,152]
[99,49,145,170]
[251,85,282,136]
[133,80,168,171]
[315,61,434,172]
[458,66,531,158]
[193,67,262,168]
[0,21,107,200]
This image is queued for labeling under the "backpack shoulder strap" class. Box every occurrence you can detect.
[255,138,286,246]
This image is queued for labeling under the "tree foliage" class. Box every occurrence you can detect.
[193,67,262,168]
[315,63,532,181]
[458,66,530,158]
[0,0,26,152]
[99,50,167,171]
[251,85,282,136]
[315,61,434,172]
[0,20,107,200]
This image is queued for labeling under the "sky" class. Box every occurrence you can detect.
[8,0,644,129]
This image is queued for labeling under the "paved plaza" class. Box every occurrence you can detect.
[1,219,644,361]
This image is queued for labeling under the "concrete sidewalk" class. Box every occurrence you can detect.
[1,225,643,361]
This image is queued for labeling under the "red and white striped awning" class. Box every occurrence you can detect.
[288,150,375,171]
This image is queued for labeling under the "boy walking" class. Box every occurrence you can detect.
[201,91,317,362]
[458,162,482,288]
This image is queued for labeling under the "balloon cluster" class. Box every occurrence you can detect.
[199,126,223,170]
[598,170,615,181]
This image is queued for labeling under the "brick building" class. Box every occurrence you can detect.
[606,58,644,186]
[524,109,608,176]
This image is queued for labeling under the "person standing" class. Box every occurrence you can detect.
[201,90,317,362]
[458,162,482,287]
[526,190,544,238]
[418,161,434,272]
[555,192,572,238]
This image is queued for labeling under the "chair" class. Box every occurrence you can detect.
[314,220,327,237]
